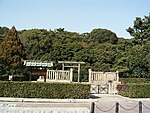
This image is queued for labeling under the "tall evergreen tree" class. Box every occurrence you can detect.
[0,26,25,76]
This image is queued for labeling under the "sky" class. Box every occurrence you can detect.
[0,0,150,38]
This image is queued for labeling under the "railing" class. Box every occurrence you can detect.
[38,68,73,83]
[89,69,119,84]
[91,101,150,113]
[89,69,120,94]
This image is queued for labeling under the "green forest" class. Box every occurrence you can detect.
[0,14,150,81]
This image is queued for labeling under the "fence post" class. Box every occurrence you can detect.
[89,69,92,83]
[97,84,100,94]
[90,102,95,113]
[70,68,73,82]
[139,101,142,113]
[108,81,112,94]
[115,102,119,113]
[116,70,119,82]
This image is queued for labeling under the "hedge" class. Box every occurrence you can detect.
[119,78,150,84]
[0,81,90,99]
[117,83,150,98]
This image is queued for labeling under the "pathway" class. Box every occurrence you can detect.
[0,94,150,113]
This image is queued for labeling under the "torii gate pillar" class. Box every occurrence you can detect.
[58,61,85,82]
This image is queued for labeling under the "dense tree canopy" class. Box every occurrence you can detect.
[0,14,150,80]
[90,28,118,44]
[0,26,9,41]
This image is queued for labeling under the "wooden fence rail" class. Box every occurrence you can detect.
[37,68,73,83]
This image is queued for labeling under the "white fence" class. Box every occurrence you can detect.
[37,68,73,83]
[89,69,120,94]
[37,68,121,94]
[89,69,119,84]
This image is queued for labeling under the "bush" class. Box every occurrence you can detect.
[117,83,150,98]
[119,78,149,84]
[0,81,90,99]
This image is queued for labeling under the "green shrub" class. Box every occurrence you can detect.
[117,83,150,98]
[119,78,149,84]
[0,81,90,99]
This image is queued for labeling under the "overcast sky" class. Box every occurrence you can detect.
[0,0,150,38]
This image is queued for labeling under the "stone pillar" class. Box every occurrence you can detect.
[62,63,64,71]
[89,69,92,83]
[108,82,111,94]
[70,68,73,82]
[116,71,119,82]
[9,75,13,81]
[108,81,112,94]
[39,76,42,79]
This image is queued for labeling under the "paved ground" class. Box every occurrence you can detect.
[0,94,150,113]
[92,94,150,113]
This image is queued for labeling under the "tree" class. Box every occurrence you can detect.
[0,26,9,42]
[20,29,53,60]
[90,28,118,44]
[127,44,150,78]
[2,25,150,80]
[127,14,150,44]
[0,26,25,76]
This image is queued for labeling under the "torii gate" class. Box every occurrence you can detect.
[58,61,85,82]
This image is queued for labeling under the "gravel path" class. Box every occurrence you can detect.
[0,94,150,113]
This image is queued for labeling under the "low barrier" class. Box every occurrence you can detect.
[90,101,150,113]
[37,68,73,82]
